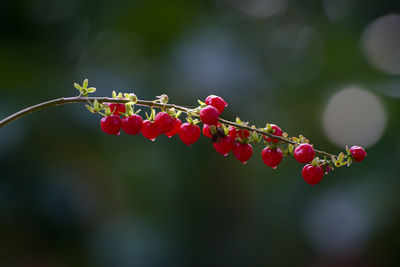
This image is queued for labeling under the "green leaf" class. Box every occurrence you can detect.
[311,157,319,166]
[235,117,242,124]
[197,100,206,106]
[85,105,94,113]
[223,125,229,135]
[94,100,100,110]
[83,79,88,89]
[87,87,96,93]
[337,152,345,164]
[345,145,350,154]
[347,157,352,167]
[104,105,111,116]
[112,90,117,98]
[74,83,82,90]
[288,144,294,154]
[292,137,300,143]
[266,123,272,132]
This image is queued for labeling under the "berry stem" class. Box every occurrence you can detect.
[0,96,336,159]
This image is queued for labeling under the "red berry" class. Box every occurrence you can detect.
[205,95,227,114]
[302,164,324,185]
[121,114,143,135]
[228,126,250,140]
[294,143,315,163]
[213,135,235,156]
[349,145,367,162]
[233,142,253,164]
[179,123,201,146]
[203,123,222,138]
[164,118,182,138]
[154,112,174,133]
[263,124,283,143]
[100,115,122,135]
[141,120,161,141]
[261,147,283,169]
[199,105,220,125]
[108,103,126,115]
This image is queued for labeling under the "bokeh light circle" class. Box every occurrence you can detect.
[362,14,400,75]
[322,86,386,148]
[220,0,288,19]
[322,0,355,23]
[303,189,371,257]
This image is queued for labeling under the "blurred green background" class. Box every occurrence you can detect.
[1,0,400,266]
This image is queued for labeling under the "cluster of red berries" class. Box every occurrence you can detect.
[100,95,367,186]
[100,103,200,145]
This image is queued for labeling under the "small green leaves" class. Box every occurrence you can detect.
[197,100,207,107]
[85,99,104,114]
[250,129,263,143]
[93,100,101,110]
[347,157,352,167]
[187,109,199,117]
[266,123,273,133]
[311,157,320,166]
[125,104,134,116]
[235,117,242,124]
[292,136,300,143]
[252,131,258,140]
[167,108,176,117]
[331,152,348,167]
[209,125,218,135]
[104,104,112,116]
[288,144,294,154]
[85,104,94,113]
[112,90,124,99]
[147,108,156,121]
[175,111,182,118]
[124,93,138,104]
[337,152,345,164]
[186,117,199,125]
[74,79,96,97]
[222,124,229,135]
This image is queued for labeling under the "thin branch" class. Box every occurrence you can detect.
[0,96,336,158]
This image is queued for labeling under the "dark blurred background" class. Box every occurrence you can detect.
[1,0,400,266]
